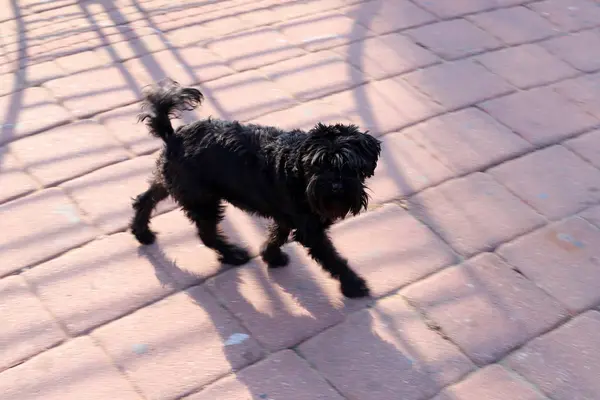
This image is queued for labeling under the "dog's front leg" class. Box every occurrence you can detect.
[261,221,291,268]
[294,224,370,298]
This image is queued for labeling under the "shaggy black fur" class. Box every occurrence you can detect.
[131,79,381,298]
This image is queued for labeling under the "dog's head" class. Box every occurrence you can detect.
[300,123,381,220]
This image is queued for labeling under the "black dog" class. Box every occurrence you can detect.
[130,79,381,298]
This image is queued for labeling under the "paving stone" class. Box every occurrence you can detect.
[332,33,440,80]
[432,364,548,400]
[61,156,176,235]
[0,336,142,400]
[477,44,578,89]
[403,59,514,110]
[16,60,66,86]
[340,0,436,34]
[97,33,169,62]
[403,253,568,365]
[505,311,600,400]
[299,293,474,400]
[412,0,525,18]
[0,87,72,145]
[92,286,264,400]
[0,188,97,277]
[553,72,600,119]
[567,129,600,168]
[409,173,545,257]
[44,65,143,118]
[186,350,343,400]
[498,217,600,312]
[261,51,366,102]
[481,87,598,146]
[0,148,37,203]
[278,11,373,51]
[489,146,600,219]
[405,108,530,175]
[9,120,129,186]
[541,29,600,72]
[0,275,65,371]
[207,27,306,71]
[405,19,502,60]
[581,203,600,228]
[368,132,454,202]
[530,0,600,31]
[468,6,559,45]
[270,0,349,21]
[201,70,296,121]
[54,49,114,74]
[24,233,177,335]
[0,71,22,97]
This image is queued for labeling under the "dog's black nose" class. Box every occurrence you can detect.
[332,183,342,192]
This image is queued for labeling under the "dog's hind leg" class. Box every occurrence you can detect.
[182,198,251,266]
[131,180,169,245]
[260,221,291,268]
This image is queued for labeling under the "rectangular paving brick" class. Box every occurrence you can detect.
[476,44,578,89]
[481,87,598,146]
[403,253,568,365]
[0,87,72,145]
[409,173,545,257]
[24,232,178,335]
[340,0,436,34]
[0,336,143,400]
[581,203,600,228]
[565,129,600,168]
[405,108,531,175]
[553,72,600,119]
[186,350,344,400]
[0,275,65,371]
[61,156,176,235]
[92,286,264,400]
[403,59,514,110]
[405,19,502,60]
[261,51,366,102]
[530,0,600,31]
[489,146,600,219]
[55,49,114,74]
[498,217,600,312]
[9,120,129,186]
[541,29,600,72]
[412,0,525,18]
[0,188,97,277]
[433,364,548,400]
[505,311,600,400]
[299,293,474,400]
[0,148,37,203]
[99,33,168,62]
[332,33,440,80]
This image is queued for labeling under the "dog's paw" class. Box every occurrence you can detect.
[340,275,371,298]
[261,250,290,268]
[220,247,251,266]
[132,228,156,245]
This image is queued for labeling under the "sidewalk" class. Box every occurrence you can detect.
[2,0,600,399]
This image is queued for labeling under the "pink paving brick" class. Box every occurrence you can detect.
[565,129,600,168]
[530,0,600,31]
[92,286,264,400]
[23,232,178,335]
[0,148,37,203]
[468,6,559,46]
[403,59,514,110]
[299,292,474,400]
[409,173,545,257]
[200,70,296,121]
[260,51,366,101]
[17,60,66,86]
[60,156,176,235]
[186,350,344,400]
[44,65,144,118]
[405,108,531,175]
[0,336,143,400]
[0,86,72,145]
[553,72,600,119]
[98,33,169,62]
[541,29,600,72]
[480,87,598,146]
[432,364,548,400]
[405,19,502,60]
[0,71,22,97]
[367,131,454,202]
[339,0,436,34]
[0,188,97,277]
[489,146,600,219]
[505,311,600,400]
[412,0,525,18]
[54,49,114,74]
[278,11,373,51]
[403,253,568,365]
[207,27,306,71]
[332,33,440,80]
[498,216,600,312]
[581,203,600,228]
[9,120,130,186]
[0,275,65,371]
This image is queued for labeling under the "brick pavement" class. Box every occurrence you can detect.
[1,0,600,399]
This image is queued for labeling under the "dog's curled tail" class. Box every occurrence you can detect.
[138,79,204,141]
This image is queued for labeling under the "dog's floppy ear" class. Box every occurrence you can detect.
[355,131,382,178]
